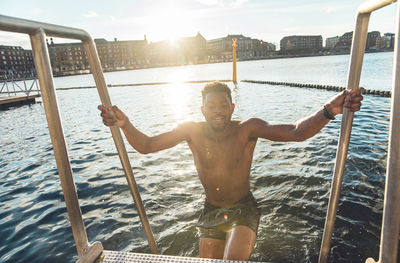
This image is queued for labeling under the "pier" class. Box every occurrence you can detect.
[0,76,41,110]
[0,94,41,110]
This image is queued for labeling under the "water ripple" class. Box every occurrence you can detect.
[0,56,395,262]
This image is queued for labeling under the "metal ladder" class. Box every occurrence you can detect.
[0,14,159,263]
[1,0,400,262]
[318,1,400,262]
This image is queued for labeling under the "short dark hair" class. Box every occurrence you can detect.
[201,82,232,104]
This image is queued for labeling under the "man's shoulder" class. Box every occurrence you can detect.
[238,118,267,128]
[176,121,204,132]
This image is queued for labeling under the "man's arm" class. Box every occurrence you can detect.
[247,89,364,142]
[98,105,192,154]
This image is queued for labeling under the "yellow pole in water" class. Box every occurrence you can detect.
[232,38,237,84]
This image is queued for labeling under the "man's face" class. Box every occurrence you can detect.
[201,91,235,132]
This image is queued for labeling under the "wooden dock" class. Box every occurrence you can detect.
[0,94,41,110]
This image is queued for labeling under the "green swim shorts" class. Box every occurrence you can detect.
[197,192,261,240]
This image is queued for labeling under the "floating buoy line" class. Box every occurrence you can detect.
[242,80,392,98]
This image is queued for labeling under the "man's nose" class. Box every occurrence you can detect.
[213,105,223,113]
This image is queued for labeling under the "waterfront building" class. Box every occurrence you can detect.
[334,31,353,52]
[280,35,323,54]
[374,32,395,51]
[0,45,35,80]
[251,39,276,58]
[47,37,149,75]
[366,31,381,51]
[207,35,252,62]
[382,33,395,50]
[326,36,340,49]
[94,37,149,71]
[148,33,207,66]
[177,33,208,64]
[47,38,89,76]
[332,31,393,52]
[207,34,273,62]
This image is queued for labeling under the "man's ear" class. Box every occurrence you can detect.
[232,103,235,112]
[201,106,204,115]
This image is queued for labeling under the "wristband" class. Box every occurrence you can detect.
[323,105,335,120]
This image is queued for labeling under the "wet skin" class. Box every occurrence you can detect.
[98,88,364,260]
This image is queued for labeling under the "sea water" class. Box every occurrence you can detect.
[0,52,396,262]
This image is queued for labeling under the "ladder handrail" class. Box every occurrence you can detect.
[358,0,396,14]
[374,3,400,262]
[318,1,398,263]
[0,14,159,260]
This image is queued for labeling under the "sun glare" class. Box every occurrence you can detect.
[145,5,195,41]
[167,68,191,83]
[163,67,194,120]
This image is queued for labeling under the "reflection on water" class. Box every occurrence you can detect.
[48,51,393,91]
[162,83,194,122]
[0,54,396,262]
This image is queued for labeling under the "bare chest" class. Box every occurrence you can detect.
[190,134,253,169]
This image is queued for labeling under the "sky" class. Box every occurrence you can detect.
[0,0,397,50]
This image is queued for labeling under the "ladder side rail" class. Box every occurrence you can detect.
[0,13,159,257]
[83,39,159,254]
[378,3,400,262]
[318,10,371,263]
[29,28,90,257]
[359,0,397,14]
[0,15,90,42]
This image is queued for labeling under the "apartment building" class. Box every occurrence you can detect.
[95,37,149,71]
[326,36,340,49]
[0,45,35,79]
[47,39,89,75]
[47,37,149,75]
[207,34,275,62]
[148,33,207,66]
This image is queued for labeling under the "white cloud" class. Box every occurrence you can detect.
[196,0,247,7]
[31,8,43,16]
[325,6,334,14]
[0,32,31,49]
[84,11,99,18]
[229,0,247,7]
[196,0,219,6]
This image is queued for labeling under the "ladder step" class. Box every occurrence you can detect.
[102,251,266,263]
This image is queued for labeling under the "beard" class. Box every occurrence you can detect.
[207,115,230,132]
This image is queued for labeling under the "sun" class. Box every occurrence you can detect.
[145,5,196,41]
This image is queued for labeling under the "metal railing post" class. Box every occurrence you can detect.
[318,11,370,263]
[377,3,400,262]
[29,28,89,256]
[83,39,159,254]
[0,14,159,257]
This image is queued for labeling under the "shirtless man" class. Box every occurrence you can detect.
[98,82,363,261]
